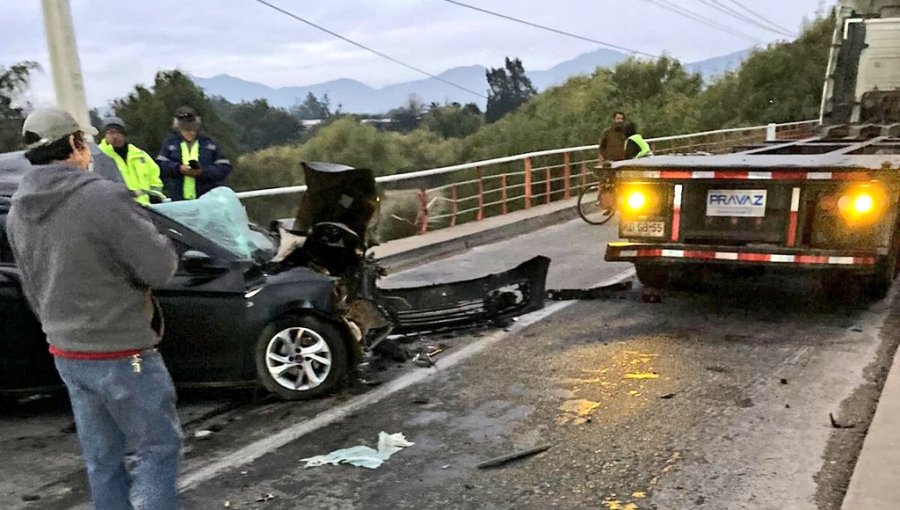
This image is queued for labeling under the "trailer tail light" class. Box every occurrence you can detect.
[625,190,647,211]
[835,184,887,226]
[618,184,666,219]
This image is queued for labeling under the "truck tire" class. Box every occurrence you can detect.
[635,264,669,289]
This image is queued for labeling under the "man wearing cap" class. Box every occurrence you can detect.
[6,108,182,509]
[98,116,165,205]
[156,106,232,201]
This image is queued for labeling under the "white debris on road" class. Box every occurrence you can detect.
[301,432,414,469]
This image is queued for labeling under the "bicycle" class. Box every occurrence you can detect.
[577,168,616,225]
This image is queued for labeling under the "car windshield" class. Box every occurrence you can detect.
[151,188,277,262]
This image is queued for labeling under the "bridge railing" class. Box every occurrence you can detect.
[235,120,818,237]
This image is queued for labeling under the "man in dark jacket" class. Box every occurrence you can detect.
[156,106,232,201]
[6,108,181,509]
[598,111,627,166]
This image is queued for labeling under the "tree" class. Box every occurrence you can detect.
[387,96,424,133]
[291,92,331,120]
[485,58,536,123]
[216,98,304,152]
[110,70,239,159]
[697,15,832,129]
[0,61,38,152]
[422,102,483,139]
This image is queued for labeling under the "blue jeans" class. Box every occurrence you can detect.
[55,350,182,510]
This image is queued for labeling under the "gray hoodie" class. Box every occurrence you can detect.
[5,162,177,353]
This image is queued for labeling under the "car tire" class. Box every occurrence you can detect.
[255,314,348,400]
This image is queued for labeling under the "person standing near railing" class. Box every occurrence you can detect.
[597,111,627,167]
[156,106,232,201]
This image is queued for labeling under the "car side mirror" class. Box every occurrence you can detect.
[181,250,227,274]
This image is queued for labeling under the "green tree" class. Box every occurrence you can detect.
[110,70,239,159]
[0,61,38,152]
[291,92,331,120]
[485,58,536,123]
[217,98,304,152]
[387,96,424,133]
[697,15,832,128]
[422,102,483,139]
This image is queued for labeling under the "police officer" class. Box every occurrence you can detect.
[98,117,165,205]
[155,107,232,201]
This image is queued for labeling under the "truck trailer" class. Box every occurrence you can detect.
[605,0,900,298]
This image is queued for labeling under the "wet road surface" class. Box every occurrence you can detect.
[2,218,897,510]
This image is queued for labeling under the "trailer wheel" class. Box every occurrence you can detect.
[635,264,669,289]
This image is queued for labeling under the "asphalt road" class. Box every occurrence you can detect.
[3,218,898,510]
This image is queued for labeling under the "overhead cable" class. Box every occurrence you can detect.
[727,0,799,36]
[252,0,487,99]
[697,0,796,37]
[642,0,761,43]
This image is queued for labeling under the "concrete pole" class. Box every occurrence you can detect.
[40,0,91,135]
[766,123,778,141]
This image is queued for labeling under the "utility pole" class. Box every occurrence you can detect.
[40,0,91,133]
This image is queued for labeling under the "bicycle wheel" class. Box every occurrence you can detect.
[577,184,616,225]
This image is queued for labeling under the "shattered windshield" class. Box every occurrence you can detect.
[151,187,277,262]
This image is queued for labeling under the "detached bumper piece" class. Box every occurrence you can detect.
[378,256,550,334]
[606,242,880,269]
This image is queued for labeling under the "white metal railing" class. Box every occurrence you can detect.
[235,120,819,234]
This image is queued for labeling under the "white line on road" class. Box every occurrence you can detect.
[177,269,636,492]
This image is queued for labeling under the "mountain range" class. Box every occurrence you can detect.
[193,48,751,115]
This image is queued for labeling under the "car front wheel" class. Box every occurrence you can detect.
[255,314,348,400]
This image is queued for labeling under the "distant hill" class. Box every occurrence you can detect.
[192,47,751,114]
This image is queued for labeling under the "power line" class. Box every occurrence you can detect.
[697,0,796,37]
[439,0,660,60]
[252,0,487,99]
[641,0,761,44]
[727,0,798,37]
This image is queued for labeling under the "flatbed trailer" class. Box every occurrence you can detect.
[606,1,900,296]
[606,133,900,295]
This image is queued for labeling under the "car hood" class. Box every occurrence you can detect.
[293,161,378,240]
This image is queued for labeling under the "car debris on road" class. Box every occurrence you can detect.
[301,431,414,469]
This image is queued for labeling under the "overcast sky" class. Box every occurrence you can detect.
[1,0,828,108]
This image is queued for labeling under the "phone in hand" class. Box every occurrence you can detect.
[189,160,200,170]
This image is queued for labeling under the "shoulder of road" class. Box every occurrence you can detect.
[842,309,900,509]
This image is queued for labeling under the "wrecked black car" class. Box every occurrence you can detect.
[0,156,549,400]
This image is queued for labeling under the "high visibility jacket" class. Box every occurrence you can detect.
[98,140,164,205]
[625,134,653,159]
[156,133,232,201]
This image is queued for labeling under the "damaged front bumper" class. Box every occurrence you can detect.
[376,256,551,334]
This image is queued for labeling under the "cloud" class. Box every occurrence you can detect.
[0,0,824,107]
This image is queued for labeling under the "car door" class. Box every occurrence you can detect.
[0,265,57,392]
[149,212,256,384]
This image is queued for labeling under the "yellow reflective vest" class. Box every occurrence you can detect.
[98,140,165,205]
[625,134,653,159]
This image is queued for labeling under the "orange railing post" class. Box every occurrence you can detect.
[524,157,533,209]
[450,185,458,227]
[501,174,508,215]
[416,189,429,235]
[476,167,484,221]
[563,152,571,200]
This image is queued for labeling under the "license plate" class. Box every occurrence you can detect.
[621,221,665,238]
[707,189,767,217]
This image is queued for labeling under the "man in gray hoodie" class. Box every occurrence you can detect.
[5,108,181,509]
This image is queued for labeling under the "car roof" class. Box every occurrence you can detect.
[0,151,29,197]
